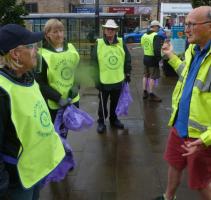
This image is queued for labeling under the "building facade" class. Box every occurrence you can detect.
[19,0,162,32]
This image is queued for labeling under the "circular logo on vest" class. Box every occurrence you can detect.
[40,111,51,127]
[34,100,52,137]
[107,55,119,70]
[144,40,150,50]
[61,67,73,80]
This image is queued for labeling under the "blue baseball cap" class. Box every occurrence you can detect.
[0,24,43,55]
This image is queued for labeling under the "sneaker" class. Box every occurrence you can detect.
[149,93,162,102]
[97,123,106,134]
[154,194,176,200]
[110,119,124,129]
[143,90,149,99]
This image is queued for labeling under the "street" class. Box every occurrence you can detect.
[40,44,199,200]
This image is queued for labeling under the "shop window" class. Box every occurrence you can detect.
[80,0,95,4]
[25,3,38,13]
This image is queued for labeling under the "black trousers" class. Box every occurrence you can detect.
[98,89,121,123]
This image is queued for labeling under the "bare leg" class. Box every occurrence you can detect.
[165,165,183,200]
[199,182,211,200]
[149,78,155,93]
[143,76,148,91]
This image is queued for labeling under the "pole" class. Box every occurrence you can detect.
[157,0,160,20]
[95,0,99,37]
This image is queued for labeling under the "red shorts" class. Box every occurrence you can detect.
[164,127,211,189]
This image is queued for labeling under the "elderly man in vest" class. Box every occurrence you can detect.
[155,6,211,200]
[91,19,132,134]
[141,20,164,102]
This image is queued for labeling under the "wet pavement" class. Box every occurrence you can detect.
[40,44,199,200]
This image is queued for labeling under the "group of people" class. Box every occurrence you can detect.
[0,5,211,200]
[0,18,131,199]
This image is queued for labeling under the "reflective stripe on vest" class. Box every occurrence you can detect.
[0,72,65,188]
[176,62,185,77]
[194,67,211,92]
[41,43,80,109]
[141,32,157,56]
[97,38,125,84]
[189,119,207,132]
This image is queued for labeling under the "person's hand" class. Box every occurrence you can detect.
[125,74,131,83]
[58,98,71,107]
[161,40,174,58]
[181,139,204,156]
[96,84,103,91]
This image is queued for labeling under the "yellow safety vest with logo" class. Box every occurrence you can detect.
[168,44,211,146]
[0,72,65,188]
[41,43,80,109]
[141,32,157,56]
[97,38,125,84]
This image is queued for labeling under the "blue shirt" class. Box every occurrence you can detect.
[174,40,211,138]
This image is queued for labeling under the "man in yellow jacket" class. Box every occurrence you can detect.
[155,6,211,200]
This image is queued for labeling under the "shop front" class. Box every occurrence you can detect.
[107,6,152,33]
[160,3,192,29]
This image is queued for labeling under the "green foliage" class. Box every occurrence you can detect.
[0,0,28,26]
[192,0,211,8]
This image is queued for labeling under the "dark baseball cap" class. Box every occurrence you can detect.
[0,24,43,55]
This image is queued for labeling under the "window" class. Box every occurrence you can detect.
[80,0,95,4]
[25,3,38,13]
[120,0,141,3]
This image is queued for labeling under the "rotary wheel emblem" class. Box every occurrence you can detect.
[40,111,50,127]
[61,67,72,80]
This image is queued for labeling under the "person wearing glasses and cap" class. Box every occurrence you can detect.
[91,19,132,134]
[155,6,211,200]
[0,24,67,200]
[141,20,164,102]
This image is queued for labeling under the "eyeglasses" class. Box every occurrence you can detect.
[17,43,37,50]
[185,21,211,29]
[23,43,37,49]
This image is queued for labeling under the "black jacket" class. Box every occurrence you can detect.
[91,34,132,90]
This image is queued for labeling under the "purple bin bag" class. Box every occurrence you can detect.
[41,127,75,186]
[115,82,133,116]
[54,108,69,138]
[63,104,94,131]
[40,109,76,186]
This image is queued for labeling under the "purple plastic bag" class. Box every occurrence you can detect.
[41,114,75,186]
[54,108,69,138]
[115,82,133,116]
[63,105,94,131]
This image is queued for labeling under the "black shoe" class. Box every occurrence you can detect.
[149,93,162,102]
[97,123,106,134]
[154,194,176,200]
[143,90,149,99]
[110,119,124,129]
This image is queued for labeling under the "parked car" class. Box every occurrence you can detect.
[123,28,147,43]
[123,27,169,43]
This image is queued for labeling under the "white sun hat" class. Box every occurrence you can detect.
[150,20,162,27]
[102,19,119,29]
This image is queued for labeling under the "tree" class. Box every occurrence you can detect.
[192,0,211,8]
[0,0,28,26]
